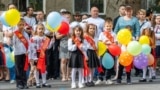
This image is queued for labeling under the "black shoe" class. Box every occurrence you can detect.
[127,79,132,85]
[139,79,147,82]
[85,82,90,87]
[23,85,29,89]
[89,81,95,86]
[149,79,153,82]
[36,85,41,88]
[152,76,156,79]
[17,85,24,89]
[42,84,51,88]
[116,79,121,84]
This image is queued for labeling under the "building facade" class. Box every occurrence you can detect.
[0,0,157,18]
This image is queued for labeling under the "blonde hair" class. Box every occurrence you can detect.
[138,9,146,15]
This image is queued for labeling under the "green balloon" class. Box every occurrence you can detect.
[127,41,142,56]
[10,52,15,63]
[141,44,151,55]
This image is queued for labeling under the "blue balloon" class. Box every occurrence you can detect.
[102,53,114,69]
[141,44,151,55]
[0,12,10,27]
[47,11,62,29]
[4,47,15,68]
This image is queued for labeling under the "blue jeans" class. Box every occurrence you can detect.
[9,66,15,80]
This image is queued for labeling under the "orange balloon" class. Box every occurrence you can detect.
[148,54,154,65]
[119,51,133,66]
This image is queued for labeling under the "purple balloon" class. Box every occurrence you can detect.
[133,53,148,69]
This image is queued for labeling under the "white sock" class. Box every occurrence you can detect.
[34,70,40,85]
[142,67,147,79]
[78,68,83,84]
[42,72,47,84]
[151,67,156,76]
[71,68,77,84]
[89,68,94,82]
[148,67,152,79]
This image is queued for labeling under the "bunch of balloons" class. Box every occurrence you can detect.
[0,9,20,27]
[116,28,154,69]
[46,11,69,35]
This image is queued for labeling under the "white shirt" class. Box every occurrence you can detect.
[86,17,105,37]
[98,31,117,44]
[154,25,160,45]
[24,16,36,28]
[139,20,151,34]
[12,30,30,55]
[85,37,98,50]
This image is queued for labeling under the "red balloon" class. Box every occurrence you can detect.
[58,21,69,35]
[108,44,121,56]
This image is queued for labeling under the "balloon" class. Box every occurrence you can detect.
[98,41,107,56]
[127,41,142,56]
[10,52,15,63]
[46,22,60,32]
[117,29,132,45]
[139,35,150,45]
[119,51,133,66]
[141,44,151,55]
[108,44,121,56]
[58,21,69,35]
[4,47,15,68]
[148,54,154,66]
[134,53,148,69]
[5,9,20,27]
[0,12,10,27]
[47,11,62,28]
[102,53,114,69]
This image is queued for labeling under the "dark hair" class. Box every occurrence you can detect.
[86,24,97,37]
[72,25,84,41]
[125,25,132,32]
[105,17,113,23]
[25,6,34,14]
[65,11,72,15]
[146,8,153,17]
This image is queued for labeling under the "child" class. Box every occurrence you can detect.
[29,23,54,88]
[84,24,100,86]
[12,18,30,89]
[95,17,116,85]
[139,27,156,82]
[68,25,88,89]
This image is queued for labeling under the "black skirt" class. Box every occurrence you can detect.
[87,49,100,68]
[155,45,160,58]
[68,49,84,68]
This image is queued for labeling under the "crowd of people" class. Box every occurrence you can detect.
[0,3,160,89]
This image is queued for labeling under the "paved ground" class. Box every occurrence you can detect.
[0,76,160,90]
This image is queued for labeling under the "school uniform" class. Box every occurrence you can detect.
[85,36,100,68]
[12,29,30,88]
[96,31,116,84]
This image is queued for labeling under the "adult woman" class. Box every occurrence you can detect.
[114,5,140,84]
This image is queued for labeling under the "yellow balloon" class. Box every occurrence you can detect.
[5,9,20,27]
[139,35,150,45]
[98,41,107,56]
[46,22,60,32]
[117,29,132,45]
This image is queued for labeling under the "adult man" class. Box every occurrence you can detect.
[113,5,126,30]
[86,6,105,37]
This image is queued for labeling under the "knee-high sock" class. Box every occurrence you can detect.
[34,70,40,85]
[42,72,47,84]
[78,68,83,84]
[89,68,94,82]
[142,67,147,79]
[151,67,156,76]
[148,67,152,79]
[71,68,77,84]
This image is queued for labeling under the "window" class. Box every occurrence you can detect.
[12,0,46,13]
[73,0,106,15]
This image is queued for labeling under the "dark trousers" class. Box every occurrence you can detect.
[15,54,27,86]
[98,56,115,81]
[117,64,131,80]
